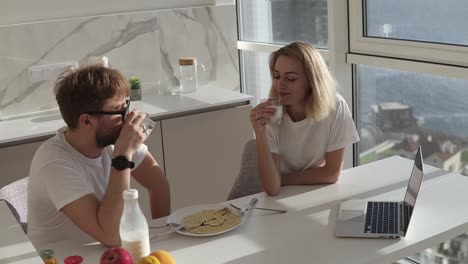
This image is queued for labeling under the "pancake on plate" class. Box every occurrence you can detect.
[181,207,241,234]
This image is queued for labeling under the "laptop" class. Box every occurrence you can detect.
[335,146,424,238]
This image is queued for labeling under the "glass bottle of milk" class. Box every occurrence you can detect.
[120,189,150,263]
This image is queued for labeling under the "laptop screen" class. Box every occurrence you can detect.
[402,146,424,230]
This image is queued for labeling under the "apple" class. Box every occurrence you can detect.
[100,247,133,264]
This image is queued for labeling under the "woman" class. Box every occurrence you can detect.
[252,41,359,196]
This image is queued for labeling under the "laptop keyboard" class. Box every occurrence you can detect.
[364,201,399,234]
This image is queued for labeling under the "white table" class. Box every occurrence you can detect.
[0,201,42,264]
[17,156,468,263]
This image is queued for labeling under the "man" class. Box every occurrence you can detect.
[27,64,170,248]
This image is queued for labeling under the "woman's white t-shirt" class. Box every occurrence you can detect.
[27,128,147,248]
[266,94,360,175]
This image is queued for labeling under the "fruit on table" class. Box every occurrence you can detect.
[100,247,133,264]
[137,255,160,264]
[150,250,176,264]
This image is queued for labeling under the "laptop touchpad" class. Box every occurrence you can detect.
[340,210,365,222]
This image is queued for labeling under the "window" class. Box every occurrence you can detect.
[238,0,328,48]
[237,0,329,101]
[365,0,468,46]
[239,50,271,102]
[350,1,468,263]
[349,0,468,67]
[357,65,468,177]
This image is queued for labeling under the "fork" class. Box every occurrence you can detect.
[150,222,185,239]
[240,198,258,213]
[229,202,287,214]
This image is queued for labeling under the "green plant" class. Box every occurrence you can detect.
[129,76,141,90]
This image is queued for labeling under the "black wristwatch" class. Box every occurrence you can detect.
[111,156,135,170]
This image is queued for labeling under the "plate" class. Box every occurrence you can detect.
[166,203,245,237]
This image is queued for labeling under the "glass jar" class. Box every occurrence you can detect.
[178,58,205,93]
[39,249,57,264]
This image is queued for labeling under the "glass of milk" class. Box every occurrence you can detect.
[268,97,283,125]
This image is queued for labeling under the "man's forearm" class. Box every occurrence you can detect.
[149,173,171,219]
[97,168,131,245]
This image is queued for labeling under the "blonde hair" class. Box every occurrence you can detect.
[269,41,336,121]
[55,64,129,129]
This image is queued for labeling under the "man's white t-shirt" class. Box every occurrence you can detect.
[266,94,360,175]
[27,128,147,248]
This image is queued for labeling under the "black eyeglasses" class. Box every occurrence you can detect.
[85,99,130,120]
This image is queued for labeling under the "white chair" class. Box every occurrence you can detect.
[227,140,263,200]
[0,177,29,233]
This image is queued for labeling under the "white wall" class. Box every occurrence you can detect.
[0,4,239,119]
[0,0,229,27]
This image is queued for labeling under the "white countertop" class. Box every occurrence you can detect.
[0,85,252,147]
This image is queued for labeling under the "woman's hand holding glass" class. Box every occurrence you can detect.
[251,98,281,133]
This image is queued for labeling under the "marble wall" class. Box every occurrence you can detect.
[0,5,239,119]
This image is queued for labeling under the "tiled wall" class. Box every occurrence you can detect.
[0,5,238,119]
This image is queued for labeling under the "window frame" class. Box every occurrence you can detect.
[347,53,468,81]
[349,0,468,68]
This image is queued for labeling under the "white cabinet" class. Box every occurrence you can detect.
[0,141,42,187]
[162,105,253,210]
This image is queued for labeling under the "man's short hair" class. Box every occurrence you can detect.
[55,64,130,129]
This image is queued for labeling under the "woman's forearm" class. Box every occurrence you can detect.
[282,165,340,186]
[282,148,345,186]
[255,134,281,196]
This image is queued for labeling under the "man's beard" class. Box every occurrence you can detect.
[95,126,121,148]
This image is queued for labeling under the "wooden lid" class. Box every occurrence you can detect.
[179,58,197,66]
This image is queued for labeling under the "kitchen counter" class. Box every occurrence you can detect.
[0,85,252,147]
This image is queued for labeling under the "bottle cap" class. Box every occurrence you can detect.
[179,58,197,66]
[64,255,83,264]
[123,189,138,200]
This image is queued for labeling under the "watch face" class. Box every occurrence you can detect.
[112,156,134,170]
[115,158,127,168]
